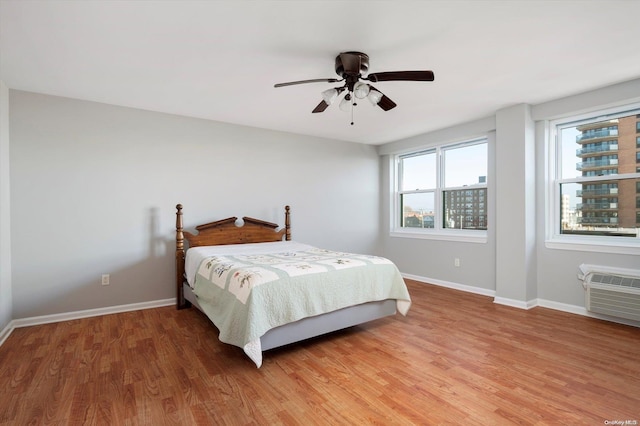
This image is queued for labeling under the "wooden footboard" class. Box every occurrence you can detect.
[175,204,291,309]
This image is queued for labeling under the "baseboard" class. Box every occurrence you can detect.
[0,321,13,347]
[537,298,640,328]
[3,279,637,349]
[0,298,176,347]
[493,296,538,310]
[402,273,496,298]
[403,273,639,328]
[536,298,584,315]
[404,273,534,309]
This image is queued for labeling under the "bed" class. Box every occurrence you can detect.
[175,204,411,367]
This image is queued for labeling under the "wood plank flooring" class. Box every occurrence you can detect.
[1,279,639,425]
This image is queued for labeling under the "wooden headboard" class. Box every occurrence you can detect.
[175,204,291,309]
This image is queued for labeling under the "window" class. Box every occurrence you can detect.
[550,105,640,244]
[397,149,436,229]
[393,138,487,241]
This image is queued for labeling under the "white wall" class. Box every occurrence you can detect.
[8,78,640,323]
[379,78,640,318]
[9,90,381,319]
[378,117,498,295]
[532,79,640,309]
[0,81,12,331]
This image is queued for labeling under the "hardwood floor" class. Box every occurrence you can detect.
[1,279,639,425]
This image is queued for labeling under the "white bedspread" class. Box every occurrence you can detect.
[185,241,314,287]
[185,241,411,367]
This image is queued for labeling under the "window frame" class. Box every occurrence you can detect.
[545,103,640,254]
[391,137,488,243]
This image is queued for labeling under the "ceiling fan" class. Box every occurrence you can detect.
[274,51,434,123]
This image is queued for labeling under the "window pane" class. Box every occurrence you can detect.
[443,188,487,230]
[401,192,434,228]
[400,152,436,191]
[560,115,640,179]
[557,110,640,240]
[443,143,487,188]
[560,180,638,237]
[560,182,582,232]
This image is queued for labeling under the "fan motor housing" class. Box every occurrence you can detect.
[335,51,369,77]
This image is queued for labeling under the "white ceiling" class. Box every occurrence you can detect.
[2,1,640,145]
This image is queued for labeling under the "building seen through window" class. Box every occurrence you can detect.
[559,111,640,237]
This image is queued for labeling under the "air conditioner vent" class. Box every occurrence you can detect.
[590,273,640,289]
[588,287,640,322]
[580,265,640,322]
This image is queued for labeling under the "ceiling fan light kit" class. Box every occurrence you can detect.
[339,94,352,112]
[274,51,434,124]
[321,88,339,105]
[367,89,383,105]
[353,81,370,99]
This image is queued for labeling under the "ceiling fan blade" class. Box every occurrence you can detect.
[377,94,397,111]
[274,78,340,88]
[366,71,435,83]
[312,100,329,113]
[369,85,397,111]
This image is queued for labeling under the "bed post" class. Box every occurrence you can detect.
[285,205,291,241]
[176,204,188,309]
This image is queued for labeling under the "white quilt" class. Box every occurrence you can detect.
[185,241,411,367]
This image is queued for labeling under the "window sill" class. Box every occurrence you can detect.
[390,229,487,244]
[545,237,640,255]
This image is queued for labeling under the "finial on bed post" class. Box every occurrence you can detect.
[176,204,186,309]
[176,204,184,251]
[285,205,291,241]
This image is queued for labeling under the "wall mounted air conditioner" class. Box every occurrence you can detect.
[579,264,640,322]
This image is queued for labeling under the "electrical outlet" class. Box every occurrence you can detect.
[454,258,460,267]
[101,274,110,286]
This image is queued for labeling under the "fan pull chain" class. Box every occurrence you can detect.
[351,97,355,125]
